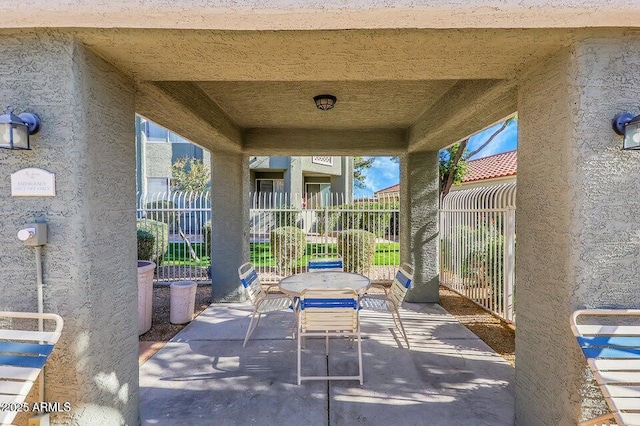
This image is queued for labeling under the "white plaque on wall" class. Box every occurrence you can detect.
[11,168,56,197]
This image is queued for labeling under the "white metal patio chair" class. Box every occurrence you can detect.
[307,257,344,273]
[297,288,363,385]
[360,263,414,348]
[0,311,64,426]
[570,309,640,426]
[238,262,295,348]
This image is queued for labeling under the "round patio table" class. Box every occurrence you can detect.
[278,271,371,297]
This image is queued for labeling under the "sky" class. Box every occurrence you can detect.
[354,118,518,198]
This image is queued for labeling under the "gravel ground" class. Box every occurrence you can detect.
[439,285,515,365]
[139,283,515,366]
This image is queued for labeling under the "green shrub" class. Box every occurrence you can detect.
[273,206,298,228]
[203,220,212,256]
[442,222,505,289]
[270,226,306,272]
[136,219,169,263]
[315,208,340,235]
[136,229,155,261]
[337,229,377,274]
[335,203,393,237]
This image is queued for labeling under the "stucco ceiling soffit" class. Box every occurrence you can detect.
[70,28,586,82]
[198,80,457,129]
[408,79,517,152]
[136,82,242,153]
[243,128,407,156]
[2,2,640,30]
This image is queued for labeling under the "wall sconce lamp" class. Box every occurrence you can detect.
[313,94,337,111]
[0,106,41,150]
[612,112,640,150]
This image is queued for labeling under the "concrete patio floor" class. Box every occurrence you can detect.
[140,302,515,426]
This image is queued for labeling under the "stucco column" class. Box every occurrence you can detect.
[285,156,303,198]
[399,152,440,303]
[210,152,250,302]
[515,37,640,426]
[0,33,138,425]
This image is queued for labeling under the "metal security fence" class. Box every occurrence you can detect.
[439,183,516,323]
[137,191,211,283]
[250,192,400,284]
[136,190,401,285]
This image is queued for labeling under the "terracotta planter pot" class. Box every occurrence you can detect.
[137,260,156,335]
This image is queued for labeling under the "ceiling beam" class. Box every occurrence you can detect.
[243,129,407,156]
[135,81,242,153]
[408,79,517,153]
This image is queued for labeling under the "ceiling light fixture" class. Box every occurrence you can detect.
[313,95,337,111]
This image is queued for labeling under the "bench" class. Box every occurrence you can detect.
[0,312,63,426]
[571,309,640,426]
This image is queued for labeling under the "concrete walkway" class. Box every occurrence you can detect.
[140,303,514,426]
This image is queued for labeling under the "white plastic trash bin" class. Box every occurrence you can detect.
[170,281,197,324]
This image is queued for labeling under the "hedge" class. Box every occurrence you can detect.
[270,226,306,272]
[136,229,155,261]
[337,229,377,274]
[136,219,169,263]
[273,206,298,228]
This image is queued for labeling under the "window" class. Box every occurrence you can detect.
[255,179,285,207]
[256,179,284,194]
[305,183,331,207]
[144,122,169,142]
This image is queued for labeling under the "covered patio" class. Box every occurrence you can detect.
[2,2,640,425]
[140,302,514,425]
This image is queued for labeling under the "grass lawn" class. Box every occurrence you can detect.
[161,242,210,266]
[249,242,399,267]
[160,241,400,267]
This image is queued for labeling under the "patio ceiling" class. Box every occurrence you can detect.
[39,27,622,154]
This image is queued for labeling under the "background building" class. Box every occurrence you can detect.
[137,116,353,205]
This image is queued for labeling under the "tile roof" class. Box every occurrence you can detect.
[375,183,399,194]
[373,150,517,194]
[462,150,517,183]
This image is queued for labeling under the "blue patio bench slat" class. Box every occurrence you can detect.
[581,347,640,360]
[571,309,640,426]
[308,258,343,272]
[0,353,49,369]
[309,261,343,269]
[578,336,640,349]
[0,342,54,357]
[300,298,358,310]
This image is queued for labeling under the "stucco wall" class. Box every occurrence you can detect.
[300,156,342,176]
[0,33,137,425]
[144,141,173,178]
[515,37,640,425]
[400,152,440,303]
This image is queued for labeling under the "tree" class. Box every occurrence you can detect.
[171,157,210,193]
[439,114,517,199]
[439,140,469,199]
[353,156,375,190]
[170,157,211,261]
